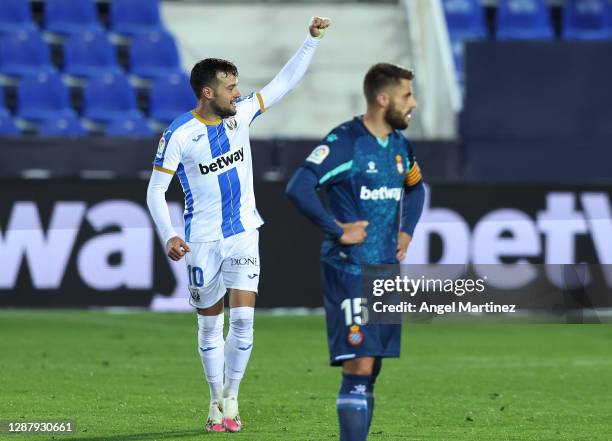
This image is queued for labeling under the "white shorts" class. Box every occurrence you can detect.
[185,229,260,309]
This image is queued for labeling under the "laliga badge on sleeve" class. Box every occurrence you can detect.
[306,145,330,165]
[156,135,166,158]
[348,325,364,346]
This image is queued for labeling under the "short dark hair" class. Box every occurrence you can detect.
[363,63,414,104]
[190,58,238,99]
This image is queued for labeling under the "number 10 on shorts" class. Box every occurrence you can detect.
[187,265,204,287]
[341,298,368,326]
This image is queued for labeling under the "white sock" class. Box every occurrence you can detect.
[223,307,254,398]
[197,313,225,403]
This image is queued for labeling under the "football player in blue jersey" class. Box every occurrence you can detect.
[286,63,425,441]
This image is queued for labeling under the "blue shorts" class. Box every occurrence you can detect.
[321,261,401,366]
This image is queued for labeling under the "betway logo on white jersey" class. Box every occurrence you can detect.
[198,147,244,175]
[360,186,402,201]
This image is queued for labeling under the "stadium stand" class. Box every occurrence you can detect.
[442,0,487,88]
[129,31,182,79]
[16,72,77,122]
[148,73,194,124]
[63,30,122,79]
[0,0,38,34]
[0,30,55,77]
[44,0,103,36]
[0,114,20,135]
[496,0,554,40]
[443,0,488,40]
[562,0,612,40]
[82,72,144,124]
[106,116,154,137]
[38,115,86,137]
[110,0,165,36]
[0,86,20,135]
[0,0,189,137]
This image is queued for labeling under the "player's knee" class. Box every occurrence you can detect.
[229,307,254,340]
[343,357,375,376]
[197,313,224,346]
[197,298,224,316]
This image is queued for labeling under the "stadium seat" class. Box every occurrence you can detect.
[562,0,612,40]
[0,86,9,115]
[44,0,104,36]
[496,0,554,40]
[110,0,165,36]
[16,72,77,122]
[38,115,86,137]
[83,72,144,124]
[106,116,154,137]
[442,0,488,41]
[0,0,38,34]
[0,30,56,77]
[149,74,194,123]
[129,31,183,79]
[0,114,20,136]
[64,31,122,79]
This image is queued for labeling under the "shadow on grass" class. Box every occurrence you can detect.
[66,430,203,441]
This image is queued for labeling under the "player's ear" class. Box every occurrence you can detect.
[202,85,214,100]
[376,91,390,108]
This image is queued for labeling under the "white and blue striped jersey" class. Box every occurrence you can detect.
[147,34,321,245]
[153,93,265,242]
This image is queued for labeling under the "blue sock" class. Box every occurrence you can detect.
[337,373,369,441]
[367,358,383,430]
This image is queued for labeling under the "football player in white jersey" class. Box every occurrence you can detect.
[147,17,331,433]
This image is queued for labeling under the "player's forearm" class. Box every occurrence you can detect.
[259,34,321,109]
[400,181,425,236]
[147,171,178,246]
[286,167,343,238]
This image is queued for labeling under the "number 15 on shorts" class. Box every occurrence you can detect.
[341,298,368,326]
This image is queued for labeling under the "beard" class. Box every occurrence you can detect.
[384,105,409,130]
[211,100,236,119]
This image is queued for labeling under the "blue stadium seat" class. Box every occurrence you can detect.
[38,115,86,137]
[129,31,182,79]
[16,72,77,122]
[0,86,9,115]
[496,0,553,40]
[83,72,144,124]
[0,0,38,34]
[44,0,103,36]
[0,30,55,77]
[110,0,164,36]
[149,74,194,123]
[0,114,20,136]
[443,0,487,41]
[64,31,122,79]
[106,116,154,137]
[563,0,612,40]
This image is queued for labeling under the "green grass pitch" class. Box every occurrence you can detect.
[1,311,611,440]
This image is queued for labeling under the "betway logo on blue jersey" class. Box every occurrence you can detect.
[360,186,402,201]
[198,147,244,175]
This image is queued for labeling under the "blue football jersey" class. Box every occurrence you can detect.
[302,116,422,272]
